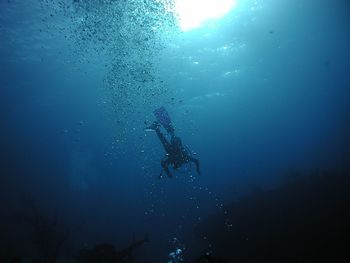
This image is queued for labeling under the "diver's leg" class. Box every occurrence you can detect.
[155,128,172,153]
[161,158,173,178]
[189,157,200,175]
[164,124,175,137]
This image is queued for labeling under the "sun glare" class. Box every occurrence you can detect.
[175,0,238,31]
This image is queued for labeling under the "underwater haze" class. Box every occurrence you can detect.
[1,0,349,262]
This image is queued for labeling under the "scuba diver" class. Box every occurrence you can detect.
[145,107,200,178]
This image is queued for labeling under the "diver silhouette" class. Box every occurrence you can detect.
[145,107,200,178]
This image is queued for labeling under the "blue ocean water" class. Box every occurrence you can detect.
[1,0,349,262]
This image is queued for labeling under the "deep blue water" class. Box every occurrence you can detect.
[1,0,349,262]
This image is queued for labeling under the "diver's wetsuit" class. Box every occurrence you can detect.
[154,127,200,178]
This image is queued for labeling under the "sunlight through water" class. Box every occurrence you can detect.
[174,0,238,31]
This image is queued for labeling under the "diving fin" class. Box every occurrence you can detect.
[153,107,174,135]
